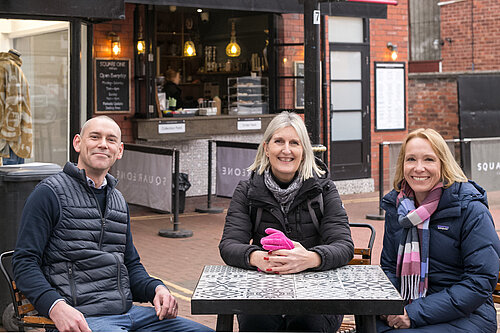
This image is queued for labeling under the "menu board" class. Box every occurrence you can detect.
[375,62,405,131]
[95,58,131,113]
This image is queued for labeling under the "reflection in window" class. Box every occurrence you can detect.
[8,20,70,167]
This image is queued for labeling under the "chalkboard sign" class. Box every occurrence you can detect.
[294,61,304,109]
[95,58,131,113]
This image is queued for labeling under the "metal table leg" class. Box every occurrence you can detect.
[355,314,377,333]
[216,314,234,332]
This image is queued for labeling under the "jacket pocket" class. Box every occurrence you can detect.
[67,262,78,306]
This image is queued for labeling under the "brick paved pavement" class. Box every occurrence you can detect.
[128,190,500,331]
[1,191,499,331]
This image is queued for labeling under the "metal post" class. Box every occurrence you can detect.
[320,14,329,165]
[159,150,193,238]
[196,140,223,214]
[366,142,385,220]
[304,0,321,145]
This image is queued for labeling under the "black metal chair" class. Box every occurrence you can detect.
[0,250,56,332]
[337,223,377,333]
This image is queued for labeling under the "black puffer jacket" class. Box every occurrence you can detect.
[219,161,354,271]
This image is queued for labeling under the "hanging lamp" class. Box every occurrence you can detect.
[226,21,241,57]
[184,38,196,57]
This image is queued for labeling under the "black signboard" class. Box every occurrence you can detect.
[95,58,131,113]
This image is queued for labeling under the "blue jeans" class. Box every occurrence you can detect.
[85,305,212,332]
[2,146,24,165]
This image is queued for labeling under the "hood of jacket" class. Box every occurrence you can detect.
[0,52,22,67]
[382,180,488,221]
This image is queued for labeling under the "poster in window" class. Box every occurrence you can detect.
[374,62,406,131]
[95,58,131,113]
[294,61,305,109]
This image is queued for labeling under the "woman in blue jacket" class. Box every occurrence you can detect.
[378,128,500,332]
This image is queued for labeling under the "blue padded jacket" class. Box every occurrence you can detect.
[381,181,500,332]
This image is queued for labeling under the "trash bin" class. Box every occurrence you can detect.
[0,162,61,325]
[172,172,191,213]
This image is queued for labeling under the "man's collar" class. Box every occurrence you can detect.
[87,176,107,189]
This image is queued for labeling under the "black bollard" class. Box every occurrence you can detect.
[159,150,193,238]
[196,140,223,214]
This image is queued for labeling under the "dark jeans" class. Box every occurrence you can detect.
[2,146,24,165]
[238,313,342,332]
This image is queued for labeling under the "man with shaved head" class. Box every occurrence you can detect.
[12,116,211,332]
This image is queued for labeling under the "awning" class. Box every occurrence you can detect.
[127,0,387,18]
[0,0,125,20]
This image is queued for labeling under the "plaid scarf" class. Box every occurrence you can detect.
[396,180,443,302]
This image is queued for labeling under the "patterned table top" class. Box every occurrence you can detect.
[191,265,404,316]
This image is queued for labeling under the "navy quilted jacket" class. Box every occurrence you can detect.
[381,181,500,331]
[13,162,163,317]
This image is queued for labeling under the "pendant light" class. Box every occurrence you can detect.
[183,38,196,57]
[226,21,241,57]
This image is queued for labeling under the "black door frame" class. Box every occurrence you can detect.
[329,33,371,180]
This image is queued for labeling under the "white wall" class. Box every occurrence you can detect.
[0,19,67,52]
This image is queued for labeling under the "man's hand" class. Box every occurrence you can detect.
[153,285,178,320]
[49,300,91,332]
[386,308,411,329]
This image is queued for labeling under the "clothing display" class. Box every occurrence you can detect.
[0,50,32,166]
[380,181,500,332]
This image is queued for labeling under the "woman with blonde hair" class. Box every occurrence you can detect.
[379,128,500,332]
[219,111,353,332]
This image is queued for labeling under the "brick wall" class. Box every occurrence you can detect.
[407,73,459,139]
[369,0,409,191]
[441,0,500,72]
[93,3,136,143]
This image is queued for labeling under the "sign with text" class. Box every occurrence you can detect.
[159,120,186,134]
[470,139,500,192]
[375,62,406,131]
[237,118,261,131]
[216,141,258,197]
[110,145,172,212]
[95,58,131,113]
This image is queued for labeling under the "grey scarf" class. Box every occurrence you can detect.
[264,169,303,214]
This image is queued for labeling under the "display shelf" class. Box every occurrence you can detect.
[228,76,268,115]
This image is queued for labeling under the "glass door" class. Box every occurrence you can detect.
[328,17,370,180]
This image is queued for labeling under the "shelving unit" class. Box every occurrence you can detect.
[228,76,268,115]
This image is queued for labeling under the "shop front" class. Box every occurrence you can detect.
[93,1,390,196]
[0,0,124,166]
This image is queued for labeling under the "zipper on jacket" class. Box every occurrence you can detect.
[112,253,127,312]
[283,215,292,235]
[67,262,77,306]
[98,217,106,250]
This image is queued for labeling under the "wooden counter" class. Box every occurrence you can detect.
[134,114,276,141]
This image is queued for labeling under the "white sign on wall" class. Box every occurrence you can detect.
[375,62,406,131]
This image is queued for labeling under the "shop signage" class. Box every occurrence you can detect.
[159,120,186,134]
[237,118,262,131]
[216,141,258,197]
[110,145,173,212]
[95,58,131,113]
[470,139,500,192]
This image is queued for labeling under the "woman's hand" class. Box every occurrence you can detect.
[385,308,411,329]
[249,250,284,273]
[264,241,321,274]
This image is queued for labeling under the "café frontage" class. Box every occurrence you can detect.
[1,0,408,198]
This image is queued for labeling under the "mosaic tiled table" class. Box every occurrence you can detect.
[191,265,403,333]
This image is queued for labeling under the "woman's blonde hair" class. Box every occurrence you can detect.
[393,128,467,190]
[248,111,324,181]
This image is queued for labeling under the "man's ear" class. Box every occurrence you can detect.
[73,134,82,153]
[117,142,124,160]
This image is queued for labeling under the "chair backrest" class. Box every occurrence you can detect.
[493,271,500,304]
[0,250,55,331]
[348,223,376,265]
